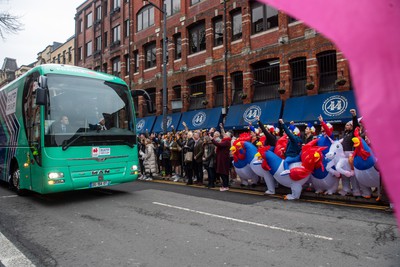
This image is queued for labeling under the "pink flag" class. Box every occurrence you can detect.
[259,0,400,223]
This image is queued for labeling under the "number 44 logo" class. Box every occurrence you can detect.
[322,95,348,116]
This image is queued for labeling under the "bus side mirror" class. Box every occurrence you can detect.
[38,75,48,89]
[36,75,48,106]
[35,87,47,106]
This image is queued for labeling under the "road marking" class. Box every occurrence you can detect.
[0,195,17,199]
[153,202,334,241]
[148,180,387,211]
[0,232,35,267]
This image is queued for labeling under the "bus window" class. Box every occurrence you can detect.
[23,73,42,164]
[44,74,136,148]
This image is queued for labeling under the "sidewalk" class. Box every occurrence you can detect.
[149,173,388,207]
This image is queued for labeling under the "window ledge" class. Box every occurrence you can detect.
[231,39,242,45]
[251,27,278,38]
[288,21,302,27]
[144,66,157,72]
[213,45,223,50]
[188,50,206,58]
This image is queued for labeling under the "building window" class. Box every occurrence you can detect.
[95,36,102,52]
[78,47,83,61]
[144,42,156,69]
[174,33,181,59]
[317,50,337,93]
[124,19,130,37]
[289,57,307,97]
[288,15,298,24]
[112,25,121,44]
[62,51,66,64]
[113,0,121,10]
[190,0,201,6]
[112,57,121,77]
[231,71,243,105]
[213,17,223,47]
[252,59,280,101]
[213,76,224,107]
[133,50,139,73]
[86,41,93,57]
[125,54,130,75]
[188,76,206,111]
[144,88,156,115]
[103,63,108,73]
[188,21,206,54]
[251,2,278,34]
[172,85,182,112]
[96,5,102,21]
[137,5,154,31]
[231,9,242,41]
[68,47,72,61]
[165,0,180,17]
[104,32,108,47]
[78,20,83,33]
[86,12,93,28]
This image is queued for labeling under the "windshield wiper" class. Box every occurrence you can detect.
[62,134,83,151]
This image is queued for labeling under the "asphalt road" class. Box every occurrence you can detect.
[0,181,399,267]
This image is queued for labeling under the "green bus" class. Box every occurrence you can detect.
[0,64,151,195]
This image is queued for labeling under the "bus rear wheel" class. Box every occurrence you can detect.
[10,169,29,196]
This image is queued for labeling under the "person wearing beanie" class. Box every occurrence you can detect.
[278,119,303,175]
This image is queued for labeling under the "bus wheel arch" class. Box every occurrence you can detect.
[9,159,29,196]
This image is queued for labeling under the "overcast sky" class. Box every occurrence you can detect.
[0,0,85,67]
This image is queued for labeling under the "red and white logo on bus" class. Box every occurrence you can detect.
[92,147,99,157]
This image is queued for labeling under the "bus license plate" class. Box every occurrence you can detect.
[90,181,110,188]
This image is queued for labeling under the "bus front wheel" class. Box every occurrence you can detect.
[10,169,29,196]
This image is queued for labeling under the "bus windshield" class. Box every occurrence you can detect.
[44,74,135,149]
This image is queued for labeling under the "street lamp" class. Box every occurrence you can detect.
[144,0,168,134]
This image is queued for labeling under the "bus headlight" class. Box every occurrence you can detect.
[130,165,138,175]
[48,172,64,179]
[131,165,138,171]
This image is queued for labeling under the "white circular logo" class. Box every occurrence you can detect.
[136,119,145,131]
[322,95,348,117]
[243,105,261,123]
[192,112,207,127]
[161,116,173,130]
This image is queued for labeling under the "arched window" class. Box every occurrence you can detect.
[137,5,154,32]
[144,88,156,116]
[213,76,224,106]
[317,50,337,93]
[188,76,206,110]
[231,71,243,105]
[289,57,307,97]
[252,59,280,101]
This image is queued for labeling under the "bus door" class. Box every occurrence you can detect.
[23,73,42,191]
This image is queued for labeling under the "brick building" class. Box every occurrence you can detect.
[75,0,354,133]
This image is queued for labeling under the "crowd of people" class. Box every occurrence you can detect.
[137,109,374,194]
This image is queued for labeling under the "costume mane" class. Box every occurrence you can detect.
[257,145,272,171]
[274,135,288,159]
[353,127,371,160]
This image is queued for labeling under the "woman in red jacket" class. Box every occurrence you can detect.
[212,132,232,191]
